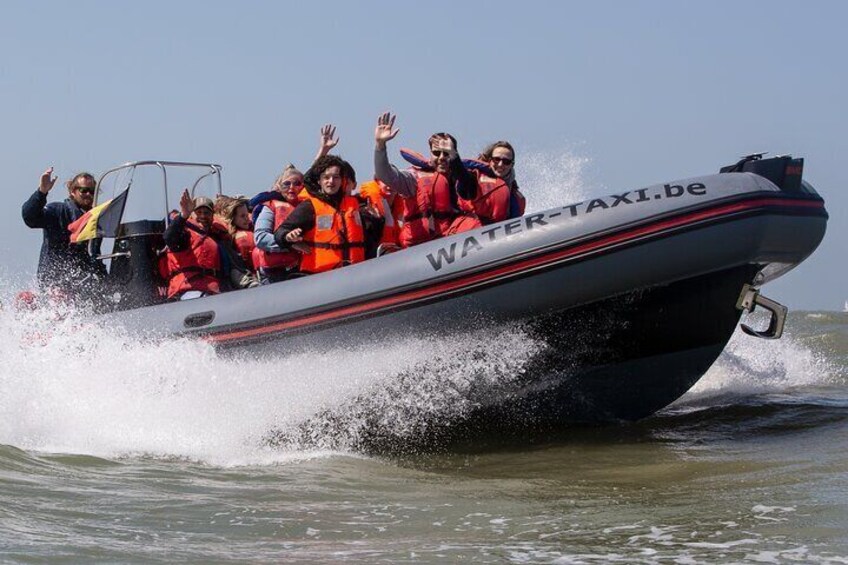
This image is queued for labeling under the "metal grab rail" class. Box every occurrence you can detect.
[96,160,223,228]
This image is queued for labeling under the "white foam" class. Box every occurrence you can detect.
[0,294,543,464]
[685,324,837,399]
[518,147,594,212]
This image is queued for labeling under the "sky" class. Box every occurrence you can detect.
[2,0,845,310]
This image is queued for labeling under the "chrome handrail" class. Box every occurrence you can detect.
[96,160,223,228]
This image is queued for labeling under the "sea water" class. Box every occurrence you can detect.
[2,152,846,563]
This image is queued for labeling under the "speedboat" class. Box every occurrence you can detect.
[92,153,827,447]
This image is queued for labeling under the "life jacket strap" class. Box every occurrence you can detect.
[308,241,366,250]
[402,210,456,222]
[168,266,222,281]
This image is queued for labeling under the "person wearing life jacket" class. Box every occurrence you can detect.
[223,197,255,272]
[311,123,386,258]
[251,165,304,284]
[162,191,259,300]
[161,192,224,300]
[356,178,404,257]
[464,140,526,224]
[273,155,366,274]
[373,112,482,248]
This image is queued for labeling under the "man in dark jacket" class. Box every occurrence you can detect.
[21,167,104,299]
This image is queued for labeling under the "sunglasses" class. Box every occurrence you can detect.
[431,150,451,158]
[75,186,96,195]
[281,180,304,188]
[490,157,514,165]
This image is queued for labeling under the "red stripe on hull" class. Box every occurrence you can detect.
[206,197,824,344]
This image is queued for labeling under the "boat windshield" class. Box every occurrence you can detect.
[96,160,224,229]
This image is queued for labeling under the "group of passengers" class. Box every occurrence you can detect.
[22,113,526,302]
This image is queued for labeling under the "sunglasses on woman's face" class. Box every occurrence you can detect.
[490,157,514,165]
[281,180,303,188]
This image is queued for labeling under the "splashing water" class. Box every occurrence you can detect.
[518,147,593,212]
[695,328,837,395]
[0,295,547,464]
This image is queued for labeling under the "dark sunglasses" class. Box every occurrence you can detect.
[75,186,96,195]
[281,180,304,188]
[431,150,451,158]
[490,157,514,165]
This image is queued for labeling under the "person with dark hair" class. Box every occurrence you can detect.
[373,112,481,248]
[309,123,387,258]
[21,167,105,298]
[464,140,526,224]
[273,155,366,274]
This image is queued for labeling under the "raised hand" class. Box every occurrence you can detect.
[315,123,340,161]
[374,112,400,149]
[320,124,339,152]
[179,188,195,219]
[39,167,57,194]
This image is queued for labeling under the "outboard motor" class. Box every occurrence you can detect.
[720,153,804,193]
[106,219,166,310]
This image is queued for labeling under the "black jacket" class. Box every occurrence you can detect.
[21,190,104,291]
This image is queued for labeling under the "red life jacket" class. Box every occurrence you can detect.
[398,171,458,247]
[232,228,255,271]
[358,180,403,247]
[252,199,300,271]
[301,194,366,273]
[163,228,222,299]
[460,173,512,224]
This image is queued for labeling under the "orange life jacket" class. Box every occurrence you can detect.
[460,173,514,225]
[163,228,222,299]
[232,228,255,271]
[252,199,300,271]
[300,193,366,273]
[358,180,403,247]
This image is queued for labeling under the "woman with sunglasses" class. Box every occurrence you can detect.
[251,165,305,284]
[464,141,527,224]
[22,167,106,300]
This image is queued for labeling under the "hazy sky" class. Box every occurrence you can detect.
[3,1,845,310]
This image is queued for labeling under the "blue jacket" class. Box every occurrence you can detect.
[21,189,103,290]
